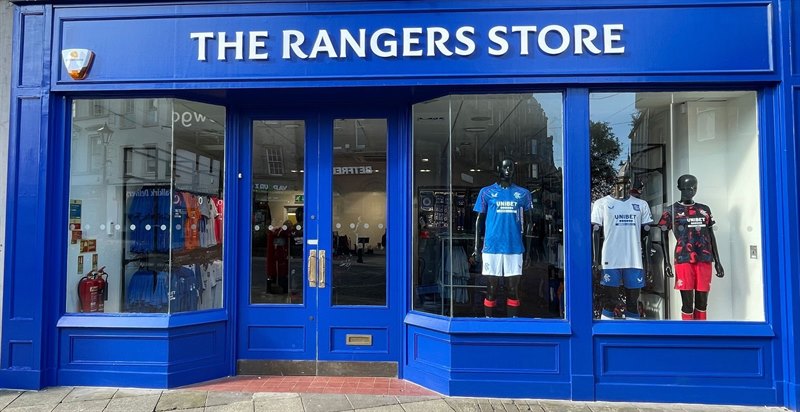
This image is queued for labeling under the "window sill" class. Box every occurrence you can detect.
[592,320,775,337]
[56,309,228,329]
[405,311,572,335]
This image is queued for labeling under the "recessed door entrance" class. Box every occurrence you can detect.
[237,112,399,376]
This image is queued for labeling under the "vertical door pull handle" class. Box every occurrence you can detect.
[308,249,317,288]
[319,250,326,288]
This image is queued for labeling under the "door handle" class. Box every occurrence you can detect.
[319,250,326,288]
[308,249,317,288]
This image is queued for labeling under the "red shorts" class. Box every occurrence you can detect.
[674,262,712,292]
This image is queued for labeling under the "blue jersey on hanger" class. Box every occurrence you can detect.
[473,183,533,254]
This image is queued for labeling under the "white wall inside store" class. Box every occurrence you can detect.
[668,94,763,321]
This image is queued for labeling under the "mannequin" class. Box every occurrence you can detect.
[471,158,534,317]
[591,164,653,319]
[658,174,724,320]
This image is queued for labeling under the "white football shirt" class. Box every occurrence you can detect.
[590,196,653,269]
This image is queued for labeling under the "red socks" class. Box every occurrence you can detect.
[681,310,707,320]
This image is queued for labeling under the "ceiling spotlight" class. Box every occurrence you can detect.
[421,158,429,162]
[464,127,487,133]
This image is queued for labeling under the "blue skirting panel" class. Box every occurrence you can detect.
[405,324,571,398]
[57,321,229,388]
[594,335,778,406]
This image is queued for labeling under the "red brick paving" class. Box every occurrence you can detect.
[184,376,438,396]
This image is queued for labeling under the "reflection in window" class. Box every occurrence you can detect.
[413,93,564,319]
[265,146,285,176]
[590,91,762,321]
[332,119,387,306]
[250,120,305,305]
[66,98,226,314]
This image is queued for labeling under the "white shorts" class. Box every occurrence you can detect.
[481,253,523,277]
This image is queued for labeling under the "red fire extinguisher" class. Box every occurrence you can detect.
[78,266,108,313]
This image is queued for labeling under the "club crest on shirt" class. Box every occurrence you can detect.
[514,192,523,199]
[632,204,640,211]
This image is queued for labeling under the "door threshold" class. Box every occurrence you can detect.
[237,360,398,377]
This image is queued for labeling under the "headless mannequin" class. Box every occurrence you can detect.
[471,159,534,317]
[659,174,724,320]
[592,174,650,319]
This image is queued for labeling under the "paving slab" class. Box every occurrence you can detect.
[252,392,301,400]
[253,395,303,412]
[104,393,161,412]
[399,398,455,412]
[52,398,111,412]
[346,394,399,409]
[0,390,22,409]
[587,405,641,412]
[112,388,164,399]
[61,387,117,403]
[3,404,59,412]
[156,390,208,411]
[6,387,73,408]
[206,392,254,407]
[205,400,256,412]
[444,398,481,412]
[512,400,545,412]
[395,395,442,404]
[539,400,592,412]
[354,405,406,412]
[301,393,354,412]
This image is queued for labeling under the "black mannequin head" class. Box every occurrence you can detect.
[295,206,304,225]
[677,174,698,203]
[496,158,515,187]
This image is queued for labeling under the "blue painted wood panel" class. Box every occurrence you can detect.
[57,321,228,388]
[329,327,389,354]
[51,1,773,89]
[247,326,307,353]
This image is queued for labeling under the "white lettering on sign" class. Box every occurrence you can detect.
[190,24,625,61]
[333,166,373,175]
[254,183,289,191]
[172,110,208,127]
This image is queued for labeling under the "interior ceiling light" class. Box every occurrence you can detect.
[284,124,300,129]
[471,116,491,121]
[421,158,429,162]
[464,127,487,132]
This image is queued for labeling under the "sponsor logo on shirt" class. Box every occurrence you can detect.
[496,201,519,214]
[614,214,637,226]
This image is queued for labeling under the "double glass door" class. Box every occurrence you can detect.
[238,112,398,370]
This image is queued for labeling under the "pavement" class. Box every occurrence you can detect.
[0,386,789,412]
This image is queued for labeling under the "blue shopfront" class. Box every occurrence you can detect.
[3,0,800,409]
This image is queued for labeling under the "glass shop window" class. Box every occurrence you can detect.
[412,93,565,319]
[589,91,763,321]
[66,98,226,314]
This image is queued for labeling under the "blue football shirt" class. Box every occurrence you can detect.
[473,183,533,254]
